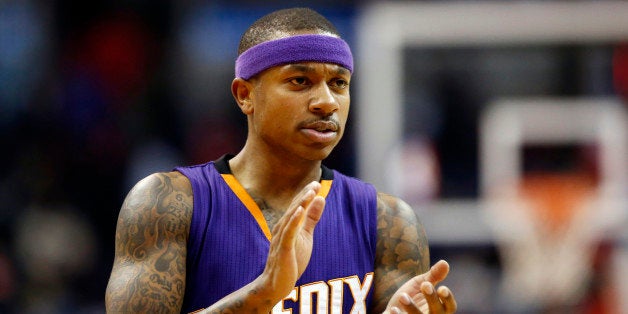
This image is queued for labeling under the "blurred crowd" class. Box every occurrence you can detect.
[0,1,357,312]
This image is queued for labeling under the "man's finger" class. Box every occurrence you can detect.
[421,281,443,313]
[271,192,303,236]
[302,195,325,234]
[273,184,318,235]
[398,293,422,314]
[438,286,457,313]
[424,260,450,284]
[292,181,321,210]
[279,205,305,249]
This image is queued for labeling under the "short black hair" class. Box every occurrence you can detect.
[238,7,340,55]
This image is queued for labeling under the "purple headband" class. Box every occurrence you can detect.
[235,34,353,80]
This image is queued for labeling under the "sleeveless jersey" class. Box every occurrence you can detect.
[176,155,378,313]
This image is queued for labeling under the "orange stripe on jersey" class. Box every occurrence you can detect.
[220,175,334,242]
[319,179,333,198]
[221,174,272,241]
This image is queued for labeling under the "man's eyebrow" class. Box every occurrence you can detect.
[285,64,315,73]
[334,67,350,76]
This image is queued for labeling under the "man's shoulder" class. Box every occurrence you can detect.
[119,171,193,230]
[129,171,193,202]
[374,191,419,227]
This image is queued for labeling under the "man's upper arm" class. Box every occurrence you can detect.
[370,192,430,312]
[105,171,193,313]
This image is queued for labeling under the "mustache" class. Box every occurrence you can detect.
[298,117,341,132]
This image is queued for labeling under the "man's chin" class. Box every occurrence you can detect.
[305,145,337,162]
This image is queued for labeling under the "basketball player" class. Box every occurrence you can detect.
[105,7,457,314]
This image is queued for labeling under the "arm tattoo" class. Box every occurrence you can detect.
[371,192,430,312]
[106,172,193,313]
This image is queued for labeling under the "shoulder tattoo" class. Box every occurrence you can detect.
[107,172,193,313]
[371,192,430,311]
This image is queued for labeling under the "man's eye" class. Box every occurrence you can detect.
[332,79,349,89]
[290,77,308,85]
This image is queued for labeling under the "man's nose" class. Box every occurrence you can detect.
[309,83,339,115]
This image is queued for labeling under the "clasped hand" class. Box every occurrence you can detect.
[260,182,457,313]
[383,260,457,313]
[258,181,326,300]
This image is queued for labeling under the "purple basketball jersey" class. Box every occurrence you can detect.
[176,155,377,313]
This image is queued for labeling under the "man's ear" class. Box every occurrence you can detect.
[231,78,254,114]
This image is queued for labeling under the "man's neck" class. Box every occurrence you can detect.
[228,149,323,200]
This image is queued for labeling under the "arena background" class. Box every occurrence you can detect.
[0,1,626,313]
